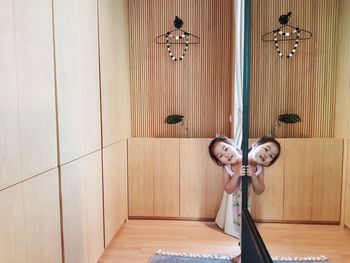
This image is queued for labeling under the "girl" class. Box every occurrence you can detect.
[208,135,280,263]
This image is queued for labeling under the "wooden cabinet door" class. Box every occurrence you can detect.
[284,139,343,222]
[153,139,180,217]
[0,170,62,263]
[128,138,154,216]
[61,152,104,263]
[103,140,128,246]
[251,139,284,221]
[23,169,62,263]
[98,0,131,146]
[0,182,26,262]
[128,138,180,217]
[284,139,314,220]
[344,140,350,227]
[180,139,223,219]
[311,139,343,221]
[17,0,58,180]
[54,0,101,164]
[0,0,22,189]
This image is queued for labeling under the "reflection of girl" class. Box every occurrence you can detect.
[208,135,280,263]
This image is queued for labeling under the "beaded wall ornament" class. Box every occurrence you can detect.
[156,16,200,62]
[165,32,189,61]
[261,12,312,59]
[273,28,301,58]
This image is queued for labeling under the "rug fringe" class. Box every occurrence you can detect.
[156,250,232,260]
[155,250,328,261]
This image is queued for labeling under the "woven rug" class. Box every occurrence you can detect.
[149,250,330,263]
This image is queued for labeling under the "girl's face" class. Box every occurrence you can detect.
[213,141,240,165]
[250,142,279,166]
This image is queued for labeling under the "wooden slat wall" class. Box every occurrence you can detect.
[129,0,339,138]
[250,0,338,138]
[129,0,233,138]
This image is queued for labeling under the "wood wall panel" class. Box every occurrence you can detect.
[250,0,338,138]
[54,0,101,164]
[99,0,131,147]
[61,151,104,263]
[0,0,22,189]
[129,0,233,138]
[103,140,127,246]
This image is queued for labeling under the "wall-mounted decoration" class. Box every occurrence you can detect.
[261,12,312,59]
[272,113,301,137]
[156,16,200,62]
[164,114,189,137]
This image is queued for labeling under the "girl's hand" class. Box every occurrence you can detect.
[239,165,252,177]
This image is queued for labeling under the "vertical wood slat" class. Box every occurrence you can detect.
[129,0,233,138]
[250,0,338,138]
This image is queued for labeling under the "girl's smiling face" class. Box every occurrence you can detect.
[212,141,240,165]
[250,142,279,166]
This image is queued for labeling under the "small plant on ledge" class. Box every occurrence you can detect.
[272,113,301,137]
[164,114,189,137]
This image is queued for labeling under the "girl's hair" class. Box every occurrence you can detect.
[208,135,235,166]
[252,135,281,166]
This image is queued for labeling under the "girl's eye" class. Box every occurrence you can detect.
[224,147,228,151]
[219,154,223,158]
[265,148,268,151]
[270,155,274,159]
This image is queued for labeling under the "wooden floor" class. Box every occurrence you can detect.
[98,220,350,263]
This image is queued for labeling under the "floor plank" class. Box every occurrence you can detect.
[98,220,350,263]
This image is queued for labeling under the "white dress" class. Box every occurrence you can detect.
[215,164,262,239]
